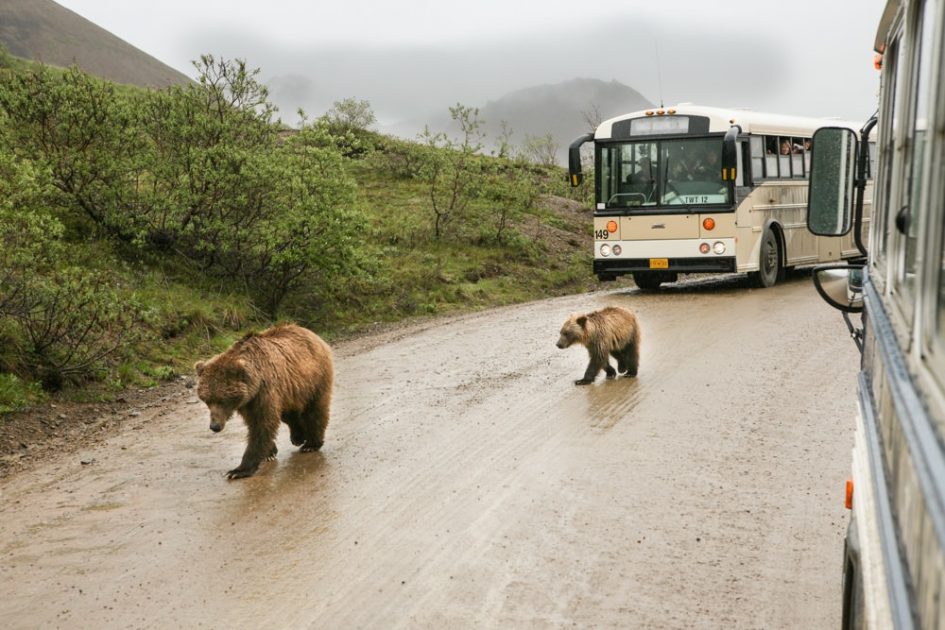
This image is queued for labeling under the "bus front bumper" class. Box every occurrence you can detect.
[593,238,737,276]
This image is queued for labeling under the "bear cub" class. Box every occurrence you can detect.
[195,323,334,479]
[557,306,641,385]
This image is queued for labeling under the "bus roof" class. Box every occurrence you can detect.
[594,104,864,140]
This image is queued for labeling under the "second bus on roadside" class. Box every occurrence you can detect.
[568,104,873,289]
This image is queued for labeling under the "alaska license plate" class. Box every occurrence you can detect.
[649,258,669,269]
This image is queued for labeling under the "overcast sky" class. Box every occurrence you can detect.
[56,0,888,128]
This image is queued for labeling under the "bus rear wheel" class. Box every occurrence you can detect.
[633,271,664,291]
[751,227,782,288]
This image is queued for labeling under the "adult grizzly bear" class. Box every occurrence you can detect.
[194,323,333,479]
[556,306,641,385]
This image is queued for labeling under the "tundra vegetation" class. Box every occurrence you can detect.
[0,47,598,412]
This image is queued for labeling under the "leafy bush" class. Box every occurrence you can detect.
[0,373,45,413]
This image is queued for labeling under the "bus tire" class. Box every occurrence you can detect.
[751,227,781,288]
[633,271,663,291]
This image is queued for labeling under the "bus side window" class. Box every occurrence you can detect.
[750,136,765,179]
[778,136,791,177]
[791,137,804,178]
[804,139,812,177]
[765,136,778,177]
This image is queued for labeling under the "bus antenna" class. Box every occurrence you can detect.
[655,40,665,108]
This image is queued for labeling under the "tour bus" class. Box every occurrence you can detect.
[568,104,873,289]
[805,0,945,627]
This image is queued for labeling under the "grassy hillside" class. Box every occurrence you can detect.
[0,56,609,413]
[0,0,191,88]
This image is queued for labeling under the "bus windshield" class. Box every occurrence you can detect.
[600,138,731,210]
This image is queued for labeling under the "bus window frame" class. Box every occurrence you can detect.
[750,134,811,180]
[888,0,938,335]
[921,0,945,407]
[593,134,734,213]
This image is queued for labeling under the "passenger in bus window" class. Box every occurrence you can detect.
[780,139,792,155]
[622,157,655,200]
[766,137,778,154]
[693,148,720,180]
[792,138,804,153]
[804,138,812,152]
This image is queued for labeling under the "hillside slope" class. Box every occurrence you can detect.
[0,0,190,88]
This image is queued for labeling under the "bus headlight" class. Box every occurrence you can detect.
[699,242,710,254]
[713,241,726,255]
[600,244,611,257]
[612,244,622,256]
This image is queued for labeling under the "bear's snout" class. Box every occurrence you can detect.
[209,422,223,433]
[556,341,565,349]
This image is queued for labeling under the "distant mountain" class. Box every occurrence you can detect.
[0,0,190,88]
[386,78,652,164]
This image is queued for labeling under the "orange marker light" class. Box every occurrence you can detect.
[607,220,618,233]
[702,217,716,231]
[845,479,854,509]
[874,53,883,70]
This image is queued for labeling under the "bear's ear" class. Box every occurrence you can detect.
[194,360,206,375]
[576,315,588,329]
[227,359,248,378]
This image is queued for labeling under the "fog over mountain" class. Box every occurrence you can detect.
[183,16,790,132]
[5,0,884,163]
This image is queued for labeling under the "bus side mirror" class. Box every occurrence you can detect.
[812,263,864,313]
[568,132,594,187]
[807,127,858,236]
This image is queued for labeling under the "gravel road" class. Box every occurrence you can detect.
[0,274,859,629]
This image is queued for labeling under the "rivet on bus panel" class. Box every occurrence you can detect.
[702,217,715,231]
[656,109,665,116]
[607,220,618,233]
[667,109,676,115]
[845,479,853,509]
[645,111,654,116]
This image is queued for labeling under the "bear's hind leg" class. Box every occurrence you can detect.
[299,395,331,452]
[282,410,305,447]
[611,350,627,374]
[623,340,639,377]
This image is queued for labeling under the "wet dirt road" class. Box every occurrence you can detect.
[0,275,859,629]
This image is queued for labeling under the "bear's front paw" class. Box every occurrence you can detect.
[605,367,617,380]
[226,466,257,480]
[300,440,323,452]
[574,378,593,386]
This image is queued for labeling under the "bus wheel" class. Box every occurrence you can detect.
[751,228,781,288]
[633,271,663,291]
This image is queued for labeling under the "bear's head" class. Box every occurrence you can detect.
[556,314,588,349]
[194,357,252,433]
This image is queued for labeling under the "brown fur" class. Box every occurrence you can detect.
[556,306,641,385]
[194,323,334,479]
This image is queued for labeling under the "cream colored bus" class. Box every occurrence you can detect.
[568,104,872,289]
[806,0,945,626]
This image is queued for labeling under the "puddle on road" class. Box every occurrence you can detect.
[579,377,644,430]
